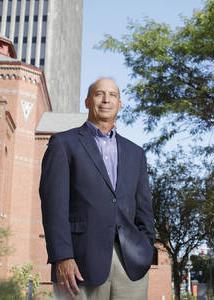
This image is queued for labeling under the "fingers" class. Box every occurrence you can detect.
[68,273,80,295]
[66,264,84,295]
[56,259,84,296]
[65,279,76,297]
[57,274,78,297]
[75,266,84,282]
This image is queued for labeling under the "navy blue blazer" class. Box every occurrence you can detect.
[39,123,155,285]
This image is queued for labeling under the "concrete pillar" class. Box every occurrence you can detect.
[1,0,8,36]
[44,0,53,77]
[9,0,17,42]
[44,0,83,113]
[26,0,35,64]
[35,0,44,67]
[17,0,26,60]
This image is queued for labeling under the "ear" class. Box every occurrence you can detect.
[85,97,90,109]
[118,99,122,110]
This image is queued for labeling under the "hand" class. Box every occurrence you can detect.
[56,258,84,297]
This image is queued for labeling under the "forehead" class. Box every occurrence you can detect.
[93,79,119,92]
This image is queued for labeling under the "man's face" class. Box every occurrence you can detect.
[85,79,122,124]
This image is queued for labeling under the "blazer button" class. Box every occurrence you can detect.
[112,198,117,203]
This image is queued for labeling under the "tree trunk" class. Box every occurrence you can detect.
[173,260,182,300]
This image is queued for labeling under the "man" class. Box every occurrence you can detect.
[39,78,155,300]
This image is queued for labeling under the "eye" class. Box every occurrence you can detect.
[95,91,103,96]
[109,92,118,98]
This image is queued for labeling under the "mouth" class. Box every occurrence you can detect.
[99,107,111,111]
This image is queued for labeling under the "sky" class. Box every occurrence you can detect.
[80,0,204,146]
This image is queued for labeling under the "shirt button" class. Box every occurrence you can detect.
[112,198,116,203]
[103,141,106,144]
[105,156,108,160]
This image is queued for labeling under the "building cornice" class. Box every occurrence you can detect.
[35,132,52,136]
[35,134,51,141]
[0,61,52,111]
[0,61,42,75]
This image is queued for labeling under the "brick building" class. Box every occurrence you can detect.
[0,0,83,113]
[0,37,171,299]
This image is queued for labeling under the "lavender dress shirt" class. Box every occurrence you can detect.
[86,121,118,190]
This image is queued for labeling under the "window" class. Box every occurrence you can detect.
[40,58,44,66]
[152,247,158,265]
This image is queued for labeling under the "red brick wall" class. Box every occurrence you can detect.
[148,245,172,300]
[0,64,50,280]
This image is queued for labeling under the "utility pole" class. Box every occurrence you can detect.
[186,256,192,295]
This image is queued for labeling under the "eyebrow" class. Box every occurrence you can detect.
[94,89,118,94]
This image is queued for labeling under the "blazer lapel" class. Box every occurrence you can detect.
[78,124,116,195]
[115,133,125,193]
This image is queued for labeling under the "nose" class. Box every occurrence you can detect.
[102,92,110,103]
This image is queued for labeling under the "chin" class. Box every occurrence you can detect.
[98,113,112,119]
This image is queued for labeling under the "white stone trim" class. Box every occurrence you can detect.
[21,100,34,122]
[14,154,40,165]
[16,128,35,136]
[9,0,17,41]
[17,0,26,60]
[0,88,37,99]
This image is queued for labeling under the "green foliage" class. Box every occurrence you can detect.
[203,168,214,248]
[0,227,13,257]
[97,0,214,152]
[180,295,197,300]
[0,230,44,298]
[10,263,41,297]
[150,150,206,257]
[190,254,210,283]
[0,280,24,300]
[34,290,53,300]
[149,149,209,299]
[177,0,214,60]
[0,263,42,299]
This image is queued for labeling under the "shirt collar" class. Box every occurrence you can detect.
[86,120,116,138]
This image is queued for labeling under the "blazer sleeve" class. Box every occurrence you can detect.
[135,149,155,245]
[39,135,74,263]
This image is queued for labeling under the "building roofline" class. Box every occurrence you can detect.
[0,61,52,111]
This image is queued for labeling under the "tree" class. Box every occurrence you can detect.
[190,254,210,283]
[0,280,23,300]
[203,167,214,248]
[0,227,12,257]
[149,150,207,299]
[97,0,214,152]
[0,263,41,300]
[10,263,40,297]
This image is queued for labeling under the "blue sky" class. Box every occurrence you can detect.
[80,0,204,146]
